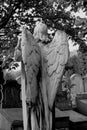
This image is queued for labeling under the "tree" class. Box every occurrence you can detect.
[0,0,87,55]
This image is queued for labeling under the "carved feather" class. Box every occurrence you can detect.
[41,30,69,108]
[21,27,41,103]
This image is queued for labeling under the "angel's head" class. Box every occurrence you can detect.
[33,22,49,42]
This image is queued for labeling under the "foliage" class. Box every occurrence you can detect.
[66,51,87,76]
[78,51,87,76]
[0,0,87,56]
[66,55,81,75]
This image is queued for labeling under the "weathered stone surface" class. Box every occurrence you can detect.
[14,22,69,130]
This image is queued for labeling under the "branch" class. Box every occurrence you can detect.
[43,12,72,21]
[0,0,22,29]
[49,21,87,51]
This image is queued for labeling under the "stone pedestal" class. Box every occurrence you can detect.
[0,108,23,130]
[2,80,22,108]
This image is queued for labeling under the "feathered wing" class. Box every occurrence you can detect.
[21,27,41,130]
[21,27,41,103]
[42,30,69,108]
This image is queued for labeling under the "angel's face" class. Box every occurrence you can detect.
[33,22,49,42]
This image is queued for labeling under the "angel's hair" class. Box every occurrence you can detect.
[33,22,48,42]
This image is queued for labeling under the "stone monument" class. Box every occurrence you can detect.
[14,22,69,130]
[70,73,84,106]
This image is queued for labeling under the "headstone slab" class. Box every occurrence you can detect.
[2,80,22,108]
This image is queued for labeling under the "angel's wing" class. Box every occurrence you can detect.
[42,30,69,108]
[21,27,41,103]
[16,27,42,130]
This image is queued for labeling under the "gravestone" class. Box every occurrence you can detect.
[70,73,84,106]
[2,80,22,108]
[83,77,87,92]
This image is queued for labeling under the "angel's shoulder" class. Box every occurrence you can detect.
[55,30,67,39]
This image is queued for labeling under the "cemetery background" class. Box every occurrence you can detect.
[0,0,87,130]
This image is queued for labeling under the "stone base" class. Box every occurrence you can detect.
[0,108,23,130]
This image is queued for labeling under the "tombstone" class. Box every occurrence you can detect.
[2,80,22,108]
[83,76,87,92]
[0,62,5,107]
[70,73,84,106]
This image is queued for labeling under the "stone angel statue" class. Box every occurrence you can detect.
[14,23,69,130]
